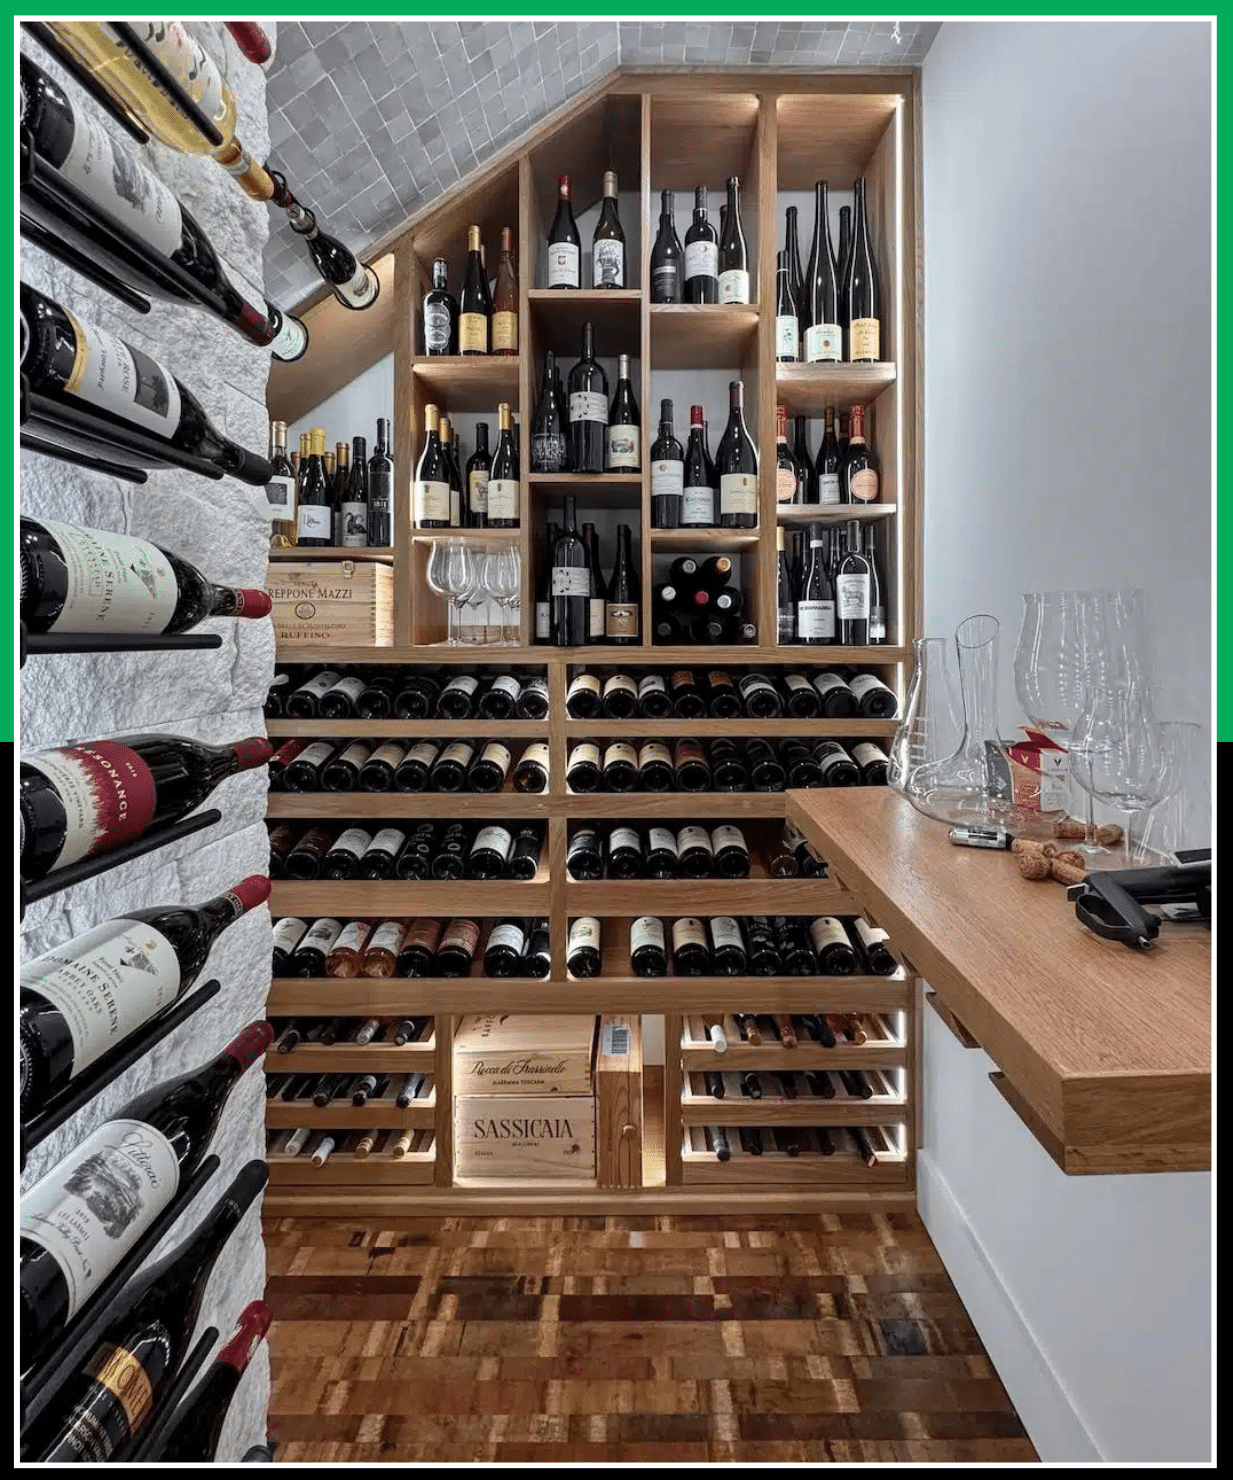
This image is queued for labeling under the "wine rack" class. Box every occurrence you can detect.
[265,68,922,1214]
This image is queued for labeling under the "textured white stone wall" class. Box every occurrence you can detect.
[20,22,276,1461]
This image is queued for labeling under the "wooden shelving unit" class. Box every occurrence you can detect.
[265,68,923,1214]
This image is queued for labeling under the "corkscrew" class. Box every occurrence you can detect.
[1067,856,1211,950]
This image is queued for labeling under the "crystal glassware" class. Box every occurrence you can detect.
[1069,680,1166,866]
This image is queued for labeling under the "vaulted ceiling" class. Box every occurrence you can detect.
[263,20,940,307]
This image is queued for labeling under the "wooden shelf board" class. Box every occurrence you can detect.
[776,504,898,523]
[411,356,520,413]
[680,1091,907,1128]
[272,645,910,666]
[409,528,521,544]
[680,1013,908,1071]
[263,1185,916,1215]
[270,870,550,916]
[775,362,897,415]
[264,1042,435,1073]
[530,473,643,508]
[268,719,549,738]
[648,303,760,369]
[266,1092,436,1130]
[268,547,395,563]
[563,874,853,916]
[647,528,760,551]
[267,789,554,819]
[562,790,789,817]
[680,1124,909,1185]
[266,1134,436,1186]
[527,289,641,348]
[562,717,898,737]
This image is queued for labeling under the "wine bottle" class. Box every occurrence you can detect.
[265,421,296,548]
[630,915,667,977]
[337,436,369,548]
[512,742,550,793]
[321,740,372,791]
[459,224,492,354]
[859,528,887,645]
[607,354,641,472]
[804,180,842,363]
[785,204,806,328]
[526,919,551,978]
[31,1164,268,1463]
[814,739,861,787]
[19,1022,272,1372]
[41,21,273,199]
[814,407,841,507]
[640,824,676,879]
[515,675,550,719]
[567,323,608,474]
[566,741,602,793]
[683,187,719,303]
[325,920,371,978]
[467,823,513,878]
[681,405,716,527]
[567,917,601,977]
[835,204,853,301]
[546,174,581,288]
[715,380,758,529]
[602,741,638,792]
[745,738,786,792]
[853,740,890,786]
[776,526,796,645]
[530,354,568,474]
[272,920,307,978]
[21,873,269,1118]
[787,416,815,504]
[485,402,519,528]
[835,519,872,645]
[467,740,510,794]
[484,919,525,977]
[810,916,859,974]
[606,823,644,878]
[707,1126,731,1162]
[20,283,272,484]
[717,177,750,304]
[397,918,442,977]
[774,404,802,506]
[285,199,379,310]
[437,918,479,977]
[438,415,463,528]
[843,404,879,503]
[318,826,370,881]
[422,256,458,355]
[650,398,685,528]
[591,170,626,288]
[413,403,450,528]
[20,732,271,883]
[649,189,684,303]
[291,427,327,546]
[774,252,799,362]
[359,827,407,880]
[150,1297,271,1462]
[358,920,406,979]
[367,417,393,547]
[781,739,822,789]
[672,916,711,976]
[567,825,603,881]
[796,521,836,646]
[738,671,783,719]
[20,517,270,638]
[710,917,747,976]
[630,740,668,794]
[429,739,475,792]
[853,917,898,975]
[508,824,544,881]
[673,737,713,792]
[551,494,589,646]
[712,823,751,878]
[583,523,607,643]
[606,525,640,643]
[491,226,519,355]
[846,179,881,362]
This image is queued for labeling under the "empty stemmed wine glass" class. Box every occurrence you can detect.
[1133,720,1205,863]
[454,542,487,644]
[484,547,521,646]
[425,540,460,646]
[1069,681,1166,866]
[426,540,477,647]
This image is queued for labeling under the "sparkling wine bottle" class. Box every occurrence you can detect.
[21,873,270,1118]
[21,283,272,484]
[19,1021,273,1373]
[20,732,272,883]
[152,1299,272,1462]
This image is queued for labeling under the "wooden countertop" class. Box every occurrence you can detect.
[787,789,1211,1175]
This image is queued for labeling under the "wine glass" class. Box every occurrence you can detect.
[484,547,520,646]
[1134,721,1206,863]
[425,540,460,646]
[450,542,484,645]
[1069,682,1166,866]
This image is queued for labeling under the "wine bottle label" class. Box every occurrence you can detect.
[491,310,518,352]
[548,242,580,287]
[335,263,378,309]
[853,742,887,768]
[814,672,850,695]
[131,19,226,115]
[719,472,757,515]
[652,265,679,299]
[302,917,343,952]
[797,599,836,640]
[423,300,452,352]
[270,313,308,362]
[445,674,480,697]
[853,918,890,948]
[470,469,490,518]
[818,472,841,505]
[407,919,444,950]
[24,742,157,871]
[335,740,372,769]
[638,674,666,698]
[84,1340,155,1437]
[487,478,518,521]
[535,601,551,639]
[849,318,880,361]
[836,573,872,619]
[569,390,608,425]
[718,269,750,304]
[552,565,591,596]
[488,920,526,952]
[677,825,711,853]
[639,741,673,769]
[804,323,842,363]
[711,824,745,852]
[682,485,715,523]
[340,501,368,547]
[438,741,474,765]
[272,916,307,952]
[631,916,665,952]
[367,920,406,954]
[568,917,600,950]
[414,478,450,524]
[37,520,176,634]
[607,425,640,469]
[651,460,684,499]
[328,675,367,704]
[442,918,481,954]
[604,741,638,766]
[592,239,624,287]
[478,741,512,772]
[368,741,407,769]
[646,825,677,855]
[331,826,373,856]
[569,742,600,766]
[295,740,336,770]
[264,475,296,522]
[297,504,331,539]
[784,673,811,693]
[332,920,371,955]
[870,605,887,641]
[809,917,848,951]
[367,827,407,856]
[488,674,522,702]
[775,465,797,502]
[603,674,637,699]
[568,674,601,701]
[19,1117,180,1320]
[684,240,719,280]
[775,316,800,359]
[672,917,707,949]
[532,432,568,471]
[609,826,641,854]
[22,919,180,1081]
[606,603,638,638]
[63,309,181,437]
[57,102,181,255]
[519,741,550,770]
[589,596,607,638]
[849,467,879,502]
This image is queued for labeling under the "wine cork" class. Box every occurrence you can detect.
[1051,859,1086,886]
[1016,849,1051,881]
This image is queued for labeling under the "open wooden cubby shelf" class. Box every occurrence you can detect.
[265,69,921,1214]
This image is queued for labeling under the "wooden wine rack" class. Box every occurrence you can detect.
[264,69,923,1215]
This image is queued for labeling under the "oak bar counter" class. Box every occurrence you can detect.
[787,789,1211,1175]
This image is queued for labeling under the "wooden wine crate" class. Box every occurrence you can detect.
[455,1094,596,1179]
[453,1014,598,1096]
[267,559,393,648]
[596,1015,643,1189]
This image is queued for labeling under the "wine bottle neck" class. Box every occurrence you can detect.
[215,1300,272,1373]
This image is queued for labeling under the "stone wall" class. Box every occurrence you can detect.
[20,22,276,1460]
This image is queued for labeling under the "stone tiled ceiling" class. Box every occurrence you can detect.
[264,20,940,308]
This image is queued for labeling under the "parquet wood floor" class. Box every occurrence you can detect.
[264,1212,1037,1463]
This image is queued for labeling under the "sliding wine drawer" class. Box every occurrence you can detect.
[679,1124,909,1186]
[564,877,852,916]
[264,1039,435,1074]
[681,1070,906,1127]
[266,1087,436,1131]
[266,1129,436,1185]
[679,1012,907,1071]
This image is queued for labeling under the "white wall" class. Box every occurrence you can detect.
[921,19,1211,1463]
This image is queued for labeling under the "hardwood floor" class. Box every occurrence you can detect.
[265,1211,1037,1463]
